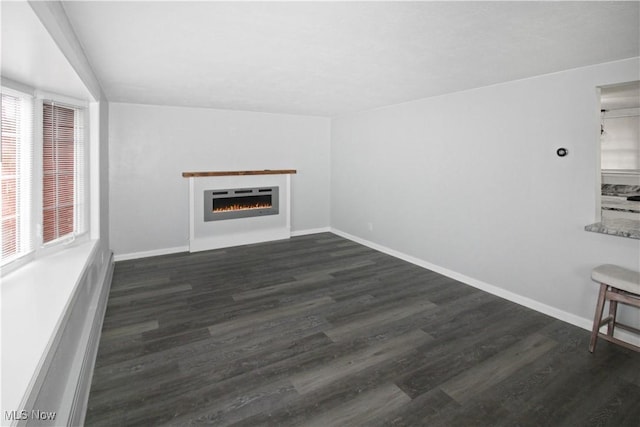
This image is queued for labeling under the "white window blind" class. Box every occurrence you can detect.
[1,91,33,264]
[42,102,85,244]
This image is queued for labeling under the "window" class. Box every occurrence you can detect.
[1,89,88,270]
[1,91,33,264]
[42,102,86,244]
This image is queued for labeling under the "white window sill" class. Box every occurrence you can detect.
[0,239,98,415]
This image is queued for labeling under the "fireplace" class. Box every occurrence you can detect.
[204,187,279,221]
[184,170,294,252]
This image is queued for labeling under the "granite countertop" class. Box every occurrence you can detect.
[585,218,640,240]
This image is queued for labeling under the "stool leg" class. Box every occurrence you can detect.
[607,289,618,337]
[589,283,608,353]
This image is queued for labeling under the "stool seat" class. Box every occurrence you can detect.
[589,264,640,353]
[592,264,640,295]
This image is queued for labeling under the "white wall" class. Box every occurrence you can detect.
[109,103,331,257]
[331,58,640,325]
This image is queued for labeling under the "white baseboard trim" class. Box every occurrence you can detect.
[330,228,596,333]
[114,245,189,262]
[291,227,331,237]
[114,228,333,262]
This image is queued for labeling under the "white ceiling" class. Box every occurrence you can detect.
[62,1,640,117]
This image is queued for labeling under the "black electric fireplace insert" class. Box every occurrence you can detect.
[204,187,279,221]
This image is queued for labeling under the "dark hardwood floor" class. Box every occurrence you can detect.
[86,233,640,426]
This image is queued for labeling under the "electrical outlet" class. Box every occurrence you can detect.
[367,222,373,231]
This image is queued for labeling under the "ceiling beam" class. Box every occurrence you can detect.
[28,0,104,101]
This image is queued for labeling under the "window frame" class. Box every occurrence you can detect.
[40,97,89,248]
[35,92,90,258]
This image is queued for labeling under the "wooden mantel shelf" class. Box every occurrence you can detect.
[182,169,297,178]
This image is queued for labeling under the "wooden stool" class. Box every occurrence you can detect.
[589,264,640,353]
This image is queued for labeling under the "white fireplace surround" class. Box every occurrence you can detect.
[186,171,294,252]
